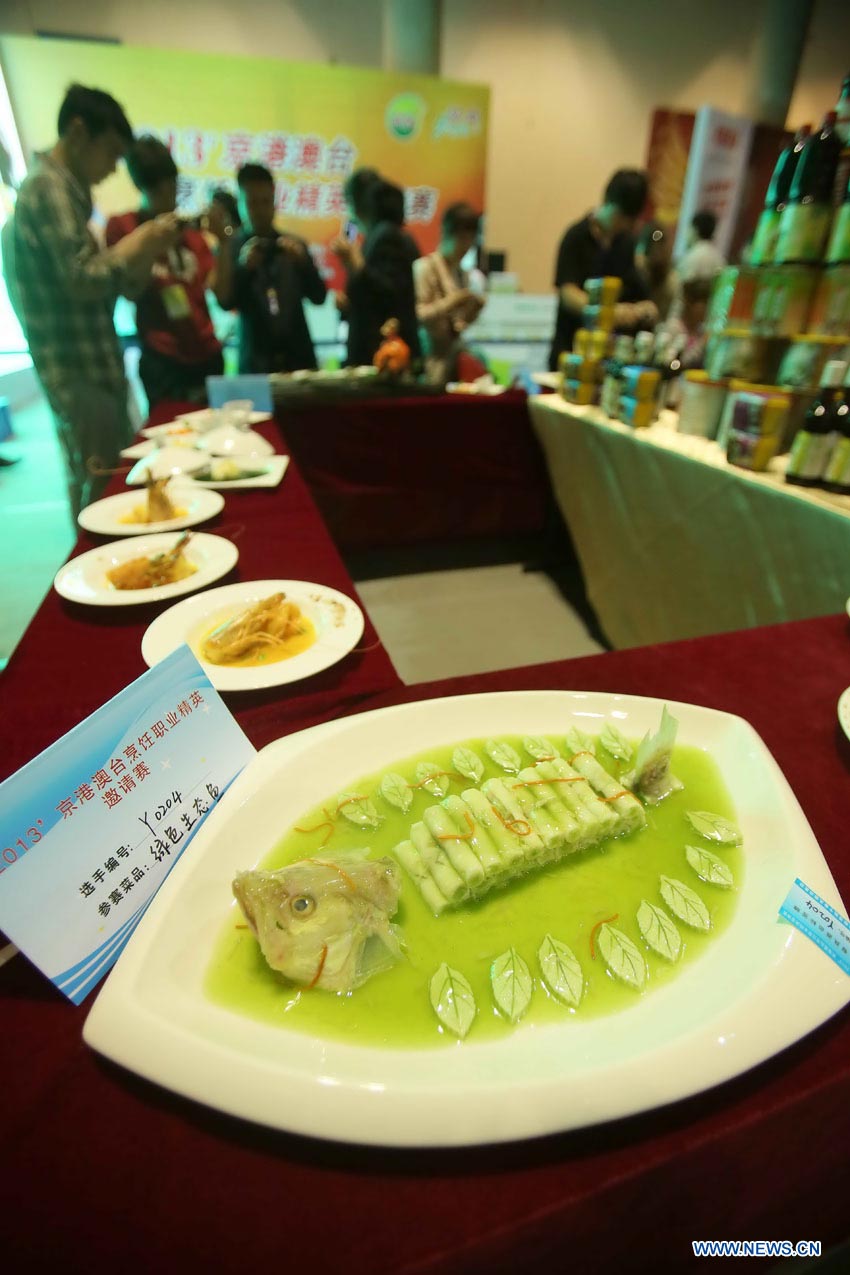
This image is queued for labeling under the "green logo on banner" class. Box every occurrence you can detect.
[386,93,426,140]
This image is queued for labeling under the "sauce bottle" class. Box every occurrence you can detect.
[833,71,850,206]
[775,112,842,264]
[750,125,811,266]
[822,366,850,493]
[825,168,850,265]
[785,359,847,487]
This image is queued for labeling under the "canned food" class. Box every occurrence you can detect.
[806,266,850,335]
[677,371,727,439]
[562,378,597,406]
[619,396,655,428]
[620,365,661,400]
[584,304,616,331]
[585,276,622,306]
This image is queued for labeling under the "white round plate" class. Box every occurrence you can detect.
[140,422,200,444]
[77,486,224,537]
[54,532,239,607]
[140,579,364,690]
[839,687,850,741]
[83,690,850,1147]
[126,448,207,486]
[197,426,274,458]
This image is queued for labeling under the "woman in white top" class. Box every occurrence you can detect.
[414,202,485,385]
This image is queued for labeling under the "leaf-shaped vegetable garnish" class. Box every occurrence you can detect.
[336,792,382,829]
[597,924,646,989]
[565,726,596,756]
[429,963,476,1039]
[538,934,583,1006]
[685,810,742,845]
[599,723,633,763]
[414,762,450,798]
[485,739,522,774]
[379,772,413,814]
[685,844,734,889]
[523,735,559,761]
[637,900,682,962]
[659,876,711,930]
[490,947,533,1022]
[452,746,484,785]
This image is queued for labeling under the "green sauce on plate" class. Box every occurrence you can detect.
[205,735,742,1046]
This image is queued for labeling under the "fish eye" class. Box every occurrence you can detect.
[290,894,316,917]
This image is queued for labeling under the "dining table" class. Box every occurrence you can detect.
[3,581,849,1271]
[276,389,551,552]
[529,393,850,649]
[0,403,402,782]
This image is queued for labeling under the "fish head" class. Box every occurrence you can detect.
[233,854,402,992]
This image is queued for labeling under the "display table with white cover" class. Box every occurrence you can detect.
[529,395,850,648]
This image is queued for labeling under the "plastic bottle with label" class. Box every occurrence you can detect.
[775,112,842,264]
[750,125,811,266]
[822,366,850,493]
[785,360,847,487]
[832,71,850,207]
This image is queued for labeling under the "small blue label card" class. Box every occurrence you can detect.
[0,645,256,1003]
[779,878,850,977]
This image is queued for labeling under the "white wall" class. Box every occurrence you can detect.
[3,0,849,291]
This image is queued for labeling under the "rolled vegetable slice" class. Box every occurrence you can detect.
[410,821,468,905]
[429,964,476,1039]
[637,900,682,961]
[515,768,586,849]
[461,789,528,873]
[490,948,533,1022]
[503,773,566,855]
[481,779,546,861]
[565,751,647,835]
[545,759,620,838]
[442,795,503,879]
[422,806,485,889]
[393,839,448,915]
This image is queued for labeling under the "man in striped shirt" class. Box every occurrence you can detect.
[8,84,179,516]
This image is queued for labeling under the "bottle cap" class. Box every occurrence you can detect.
[821,110,838,130]
[821,359,847,387]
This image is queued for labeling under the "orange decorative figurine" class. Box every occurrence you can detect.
[373,318,411,376]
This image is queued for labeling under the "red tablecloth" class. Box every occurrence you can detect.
[276,390,551,551]
[4,612,849,1273]
[0,406,402,780]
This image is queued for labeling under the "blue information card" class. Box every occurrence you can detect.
[0,645,256,1003]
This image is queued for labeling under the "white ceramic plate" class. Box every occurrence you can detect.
[120,440,156,461]
[140,421,202,443]
[177,408,272,428]
[140,579,364,691]
[77,486,224,537]
[83,691,850,1147]
[446,382,507,396]
[54,532,238,607]
[197,426,275,458]
[187,455,289,490]
[126,448,208,486]
[838,687,850,741]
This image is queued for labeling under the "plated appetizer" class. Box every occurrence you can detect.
[201,593,315,667]
[213,708,743,1044]
[107,532,197,591]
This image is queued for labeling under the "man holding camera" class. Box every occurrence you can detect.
[106,134,234,409]
[9,85,181,515]
[229,163,327,374]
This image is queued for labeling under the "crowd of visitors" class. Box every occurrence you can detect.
[4,81,726,516]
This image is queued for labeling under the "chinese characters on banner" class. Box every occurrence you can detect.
[672,106,754,261]
[0,646,256,1004]
[138,123,442,232]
